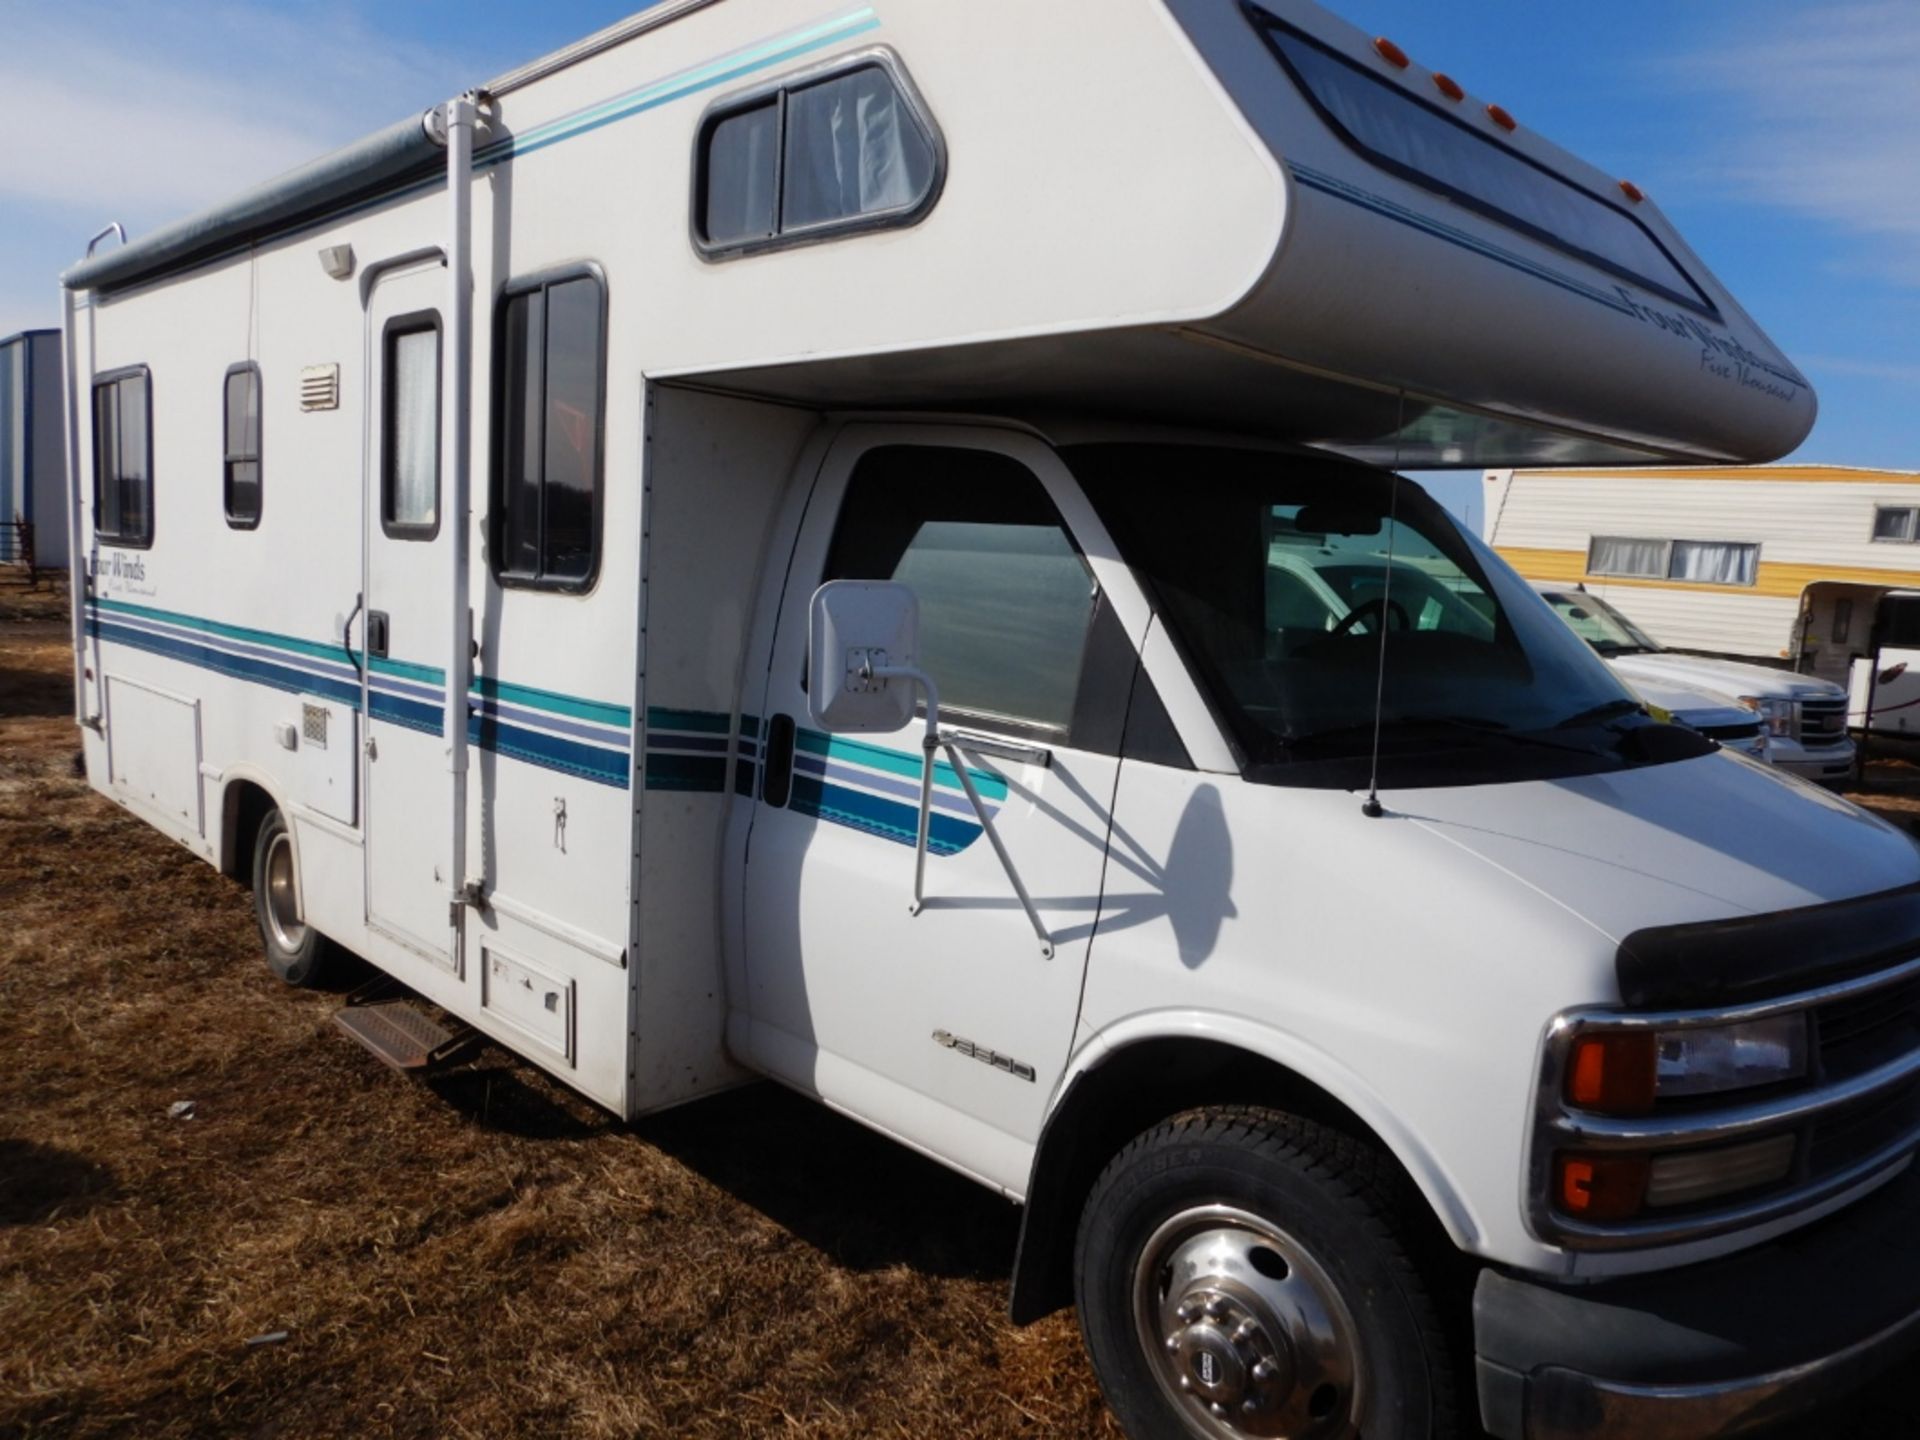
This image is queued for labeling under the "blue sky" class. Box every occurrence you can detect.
[2,0,1913,530]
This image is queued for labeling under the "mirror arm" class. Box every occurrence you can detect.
[867,662,1051,959]
[867,663,942,918]
[940,736,1053,959]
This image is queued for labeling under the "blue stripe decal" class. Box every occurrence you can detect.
[473,714,631,787]
[87,600,632,789]
[90,618,363,710]
[790,774,980,856]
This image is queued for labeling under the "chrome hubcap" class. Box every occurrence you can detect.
[264,832,307,952]
[1133,1205,1363,1439]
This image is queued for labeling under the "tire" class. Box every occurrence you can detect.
[1074,1106,1457,1440]
[251,808,335,987]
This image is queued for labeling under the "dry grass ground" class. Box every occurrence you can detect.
[1,574,1914,1439]
[0,580,1113,1440]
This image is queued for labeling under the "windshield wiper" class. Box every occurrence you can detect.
[1551,698,1645,730]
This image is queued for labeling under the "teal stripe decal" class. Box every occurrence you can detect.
[92,595,370,672]
[89,596,630,733]
[477,674,630,728]
[795,728,1010,801]
[478,9,882,169]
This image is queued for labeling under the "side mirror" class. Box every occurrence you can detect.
[807,580,923,733]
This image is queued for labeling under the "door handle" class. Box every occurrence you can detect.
[762,713,796,809]
[366,610,391,659]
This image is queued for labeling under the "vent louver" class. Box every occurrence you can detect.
[302,704,329,748]
[299,363,340,412]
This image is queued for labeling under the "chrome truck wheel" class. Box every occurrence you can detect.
[1134,1205,1363,1437]
[251,808,337,988]
[1075,1107,1457,1440]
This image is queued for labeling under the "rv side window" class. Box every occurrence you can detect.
[823,447,1096,737]
[92,368,153,547]
[382,316,441,538]
[493,269,605,591]
[223,363,262,529]
[694,53,942,258]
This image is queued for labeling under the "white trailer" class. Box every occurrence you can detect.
[60,3,1920,1437]
[1484,463,1920,681]
[0,328,68,571]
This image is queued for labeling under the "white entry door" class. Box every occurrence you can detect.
[740,426,1138,1184]
[363,262,456,965]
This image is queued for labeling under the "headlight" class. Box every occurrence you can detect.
[1737,695,1798,739]
[1565,1015,1808,1113]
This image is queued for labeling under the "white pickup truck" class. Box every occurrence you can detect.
[1534,584,1854,783]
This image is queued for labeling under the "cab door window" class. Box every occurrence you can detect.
[822,446,1096,738]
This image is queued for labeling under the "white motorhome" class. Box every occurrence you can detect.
[0,328,68,572]
[59,3,1920,1437]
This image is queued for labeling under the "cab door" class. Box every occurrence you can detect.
[362,261,456,967]
[739,427,1142,1185]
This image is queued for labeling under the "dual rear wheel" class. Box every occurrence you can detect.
[249,807,337,987]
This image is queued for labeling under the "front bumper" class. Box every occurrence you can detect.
[1770,736,1855,783]
[1473,1159,1920,1439]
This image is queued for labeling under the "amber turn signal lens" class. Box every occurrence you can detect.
[1567,1032,1658,1114]
[1373,36,1411,68]
[1431,72,1465,102]
[1556,1152,1650,1221]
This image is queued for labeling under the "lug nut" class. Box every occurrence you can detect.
[1166,1335,1181,1353]
[1204,1297,1227,1319]
[1252,1360,1276,1381]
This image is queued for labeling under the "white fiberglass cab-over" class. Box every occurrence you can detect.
[57,1,1920,1436]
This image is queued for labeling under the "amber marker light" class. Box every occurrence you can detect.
[1373,36,1411,68]
[1432,72,1465,102]
[1566,1032,1658,1114]
[1556,1153,1650,1221]
[1618,179,1646,203]
[1485,103,1518,131]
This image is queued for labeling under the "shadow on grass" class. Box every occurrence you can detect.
[636,1082,1021,1282]
[0,1139,117,1224]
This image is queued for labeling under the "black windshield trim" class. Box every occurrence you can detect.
[1242,3,1719,318]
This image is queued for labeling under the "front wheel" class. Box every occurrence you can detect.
[1074,1106,1457,1440]
[251,808,336,988]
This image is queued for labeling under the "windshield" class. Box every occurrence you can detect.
[1071,445,1664,786]
[1539,590,1664,656]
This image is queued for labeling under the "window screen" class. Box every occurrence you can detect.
[696,55,940,256]
[1588,535,1758,587]
[1248,8,1713,314]
[92,369,152,546]
[1873,507,1917,543]
[382,318,440,537]
[1668,540,1757,587]
[223,363,261,528]
[494,270,604,589]
[1587,536,1668,580]
[823,447,1096,734]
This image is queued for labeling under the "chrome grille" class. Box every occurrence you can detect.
[1800,697,1849,749]
[1817,972,1920,1080]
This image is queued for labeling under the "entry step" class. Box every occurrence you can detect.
[333,999,474,1071]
